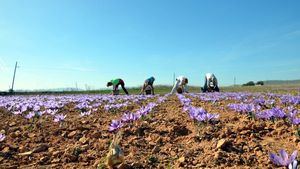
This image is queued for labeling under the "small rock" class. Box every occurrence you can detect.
[217,139,232,151]
[68,131,77,138]
[214,150,226,160]
[256,151,263,157]
[61,131,67,137]
[18,151,33,156]
[79,136,88,144]
[240,130,249,135]
[81,144,89,152]
[81,120,88,124]
[39,156,50,164]
[9,122,16,127]
[2,147,10,153]
[52,151,61,156]
[51,158,61,163]
[178,156,185,163]
[217,139,226,149]
[28,133,36,138]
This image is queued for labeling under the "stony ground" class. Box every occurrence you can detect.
[0,94,299,169]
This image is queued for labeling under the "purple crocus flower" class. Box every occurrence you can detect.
[121,113,138,122]
[287,108,300,125]
[195,113,219,122]
[256,107,286,120]
[109,120,123,132]
[289,160,298,169]
[12,110,22,115]
[0,133,5,142]
[269,149,298,167]
[25,112,35,119]
[54,114,66,122]
[80,111,91,117]
[33,105,40,112]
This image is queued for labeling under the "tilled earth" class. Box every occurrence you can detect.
[0,95,299,169]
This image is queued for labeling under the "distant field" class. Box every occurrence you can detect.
[1,84,299,96]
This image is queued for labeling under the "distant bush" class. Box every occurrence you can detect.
[256,81,264,86]
[243,81,255,86]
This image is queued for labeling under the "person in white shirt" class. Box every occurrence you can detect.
[171,76,189,94]
[201,73,220,92]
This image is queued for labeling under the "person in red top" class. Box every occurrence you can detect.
[107,78,129,95]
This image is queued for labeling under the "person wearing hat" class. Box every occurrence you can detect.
[140,76,155,95]
[201,73,220,92]
[171,76,189,94]
[107,78,129,95]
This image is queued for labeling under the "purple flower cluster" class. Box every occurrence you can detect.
[256,107,286,120]
[109,102,157,132]
[108,95,169,132]
[178,94,219,123]
[269,149,298,167]
[80,110,91,117]
[109,120,124,132]
[104,102,129,111]
[54,114,66,123]
[25,111,36,119]
[287,107,300,125]
[227,103,260,114]
[281,95,300,105]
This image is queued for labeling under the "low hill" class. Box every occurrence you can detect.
[264,80,300,85]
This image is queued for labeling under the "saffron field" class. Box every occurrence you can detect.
[0,91,300,168]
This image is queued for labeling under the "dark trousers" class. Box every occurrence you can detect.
[118,80,129,95]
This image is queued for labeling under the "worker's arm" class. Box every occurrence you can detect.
[171,80,179,94]
[139,83,146,95]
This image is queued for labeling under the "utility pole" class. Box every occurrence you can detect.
[10,62,18,93]
[75,82,78,91]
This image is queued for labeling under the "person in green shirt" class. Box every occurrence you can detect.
[140,76,155,95]
[106,79,129,95]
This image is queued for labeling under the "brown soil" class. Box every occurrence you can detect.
[0,95,299,169]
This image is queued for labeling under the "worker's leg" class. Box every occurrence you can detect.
[215,86,220,92]
[203,83,208,92]
[120,81,129,95]
[151,84,154,95]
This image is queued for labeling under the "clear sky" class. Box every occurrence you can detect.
[0,0,300,91]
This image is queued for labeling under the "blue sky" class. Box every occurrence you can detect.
[0,0,300,90]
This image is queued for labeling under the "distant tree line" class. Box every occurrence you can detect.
[242,81,264,86]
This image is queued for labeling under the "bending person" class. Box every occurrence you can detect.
[201,73,220,92]
[140,76,155,95]
[171,76,189,94]
[107,78,129,95]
